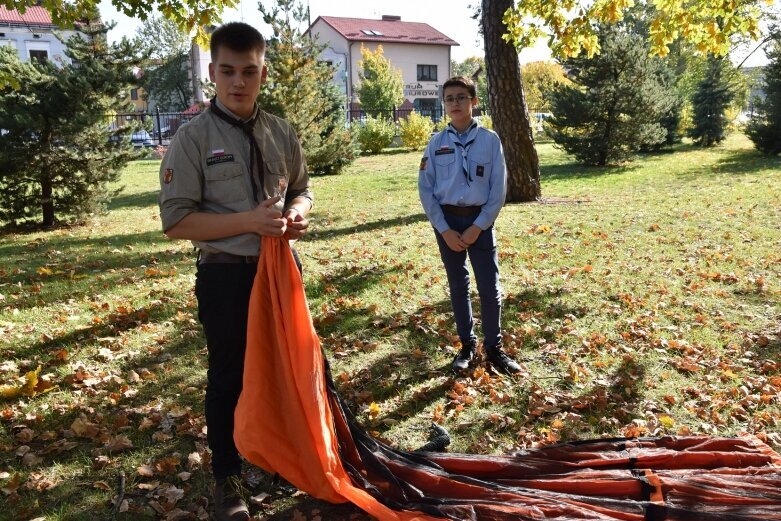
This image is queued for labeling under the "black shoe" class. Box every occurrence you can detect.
[486,346,521,375]
[213,476,250,521]
[452,341,476,372]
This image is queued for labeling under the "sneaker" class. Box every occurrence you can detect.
[486,346,521,375]
[213,475,250,521]
[452,340,477,372]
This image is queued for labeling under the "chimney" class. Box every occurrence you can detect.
[381,15,401,21]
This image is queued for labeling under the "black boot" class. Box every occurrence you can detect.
[486,344,521,375]
[213,476,250,521]
[452,340,477,372]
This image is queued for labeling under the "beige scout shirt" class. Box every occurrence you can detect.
[158,98,313,256]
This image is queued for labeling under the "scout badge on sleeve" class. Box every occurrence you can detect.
[164,168,174,184]
[419,156,428,171]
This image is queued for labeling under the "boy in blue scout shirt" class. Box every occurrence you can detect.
[158,23,312,521]
[418,76,521,376]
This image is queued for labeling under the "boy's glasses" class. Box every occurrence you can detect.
[444,95,471,105]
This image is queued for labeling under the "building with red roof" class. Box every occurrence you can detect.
[307,15,458,116]
[0,6,81,65]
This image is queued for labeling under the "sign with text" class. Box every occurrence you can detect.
[404,83,440,98]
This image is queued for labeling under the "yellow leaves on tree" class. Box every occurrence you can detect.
[502,0,764,59]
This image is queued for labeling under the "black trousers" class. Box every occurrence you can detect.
[194,248,302,480]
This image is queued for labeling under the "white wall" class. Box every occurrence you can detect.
[348,41,450,107]
[0,26,79,65]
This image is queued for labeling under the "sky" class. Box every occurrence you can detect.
[99,0,772,66]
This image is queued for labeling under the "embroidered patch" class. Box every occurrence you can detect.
[434,148,455,156]
[164,168,174,184]
[476,165,484,177]
[211,148,225,156]
[206,153,235,166]
[419,157,428,170]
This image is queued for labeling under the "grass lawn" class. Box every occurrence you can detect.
[1,133,779,520]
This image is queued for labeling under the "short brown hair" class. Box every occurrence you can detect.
[442,76,477,99]
[210,22,266,62]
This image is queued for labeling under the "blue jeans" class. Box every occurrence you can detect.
[433,212,502,349]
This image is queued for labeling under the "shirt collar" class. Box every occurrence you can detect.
[213,97,259,123]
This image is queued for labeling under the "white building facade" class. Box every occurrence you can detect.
[0,6,79,65]
[307,15,457,116]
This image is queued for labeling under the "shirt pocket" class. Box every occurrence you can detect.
[469,153,492,182]
[204,163,246,204]
[264,159,289,202]
[433,151,457,179]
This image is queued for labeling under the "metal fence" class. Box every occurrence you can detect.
[105,108,200,146]
[346,106,446,125]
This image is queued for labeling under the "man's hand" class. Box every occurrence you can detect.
[460,225,482,247]
[283,208,309,240]
[248,196,287,237]
[441,229,467,252]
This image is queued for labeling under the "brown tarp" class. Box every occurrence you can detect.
[235,238,781,520]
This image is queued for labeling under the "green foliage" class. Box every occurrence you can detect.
[434,114,451,133]
[355,115,395,154]
[689,56,742,146]
[7,0,238,48]
[451,56,488,110]
[133,14,192,111]
[546,27,679,166]
[746,39,781,155]
[520,61,569,112]
[258,0,353,174]
[357,45,404,110]
[398,111,434,151]
[0,22,140,227]
[479,114,493,130]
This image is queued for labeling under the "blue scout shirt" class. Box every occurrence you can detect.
[418,123,507,234]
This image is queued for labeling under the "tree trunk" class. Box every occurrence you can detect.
[41,171,54,227]
[481,0,541,202]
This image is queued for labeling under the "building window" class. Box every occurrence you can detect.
[29,49,48,63]
[130,88,139,101]
[417,64,437,82]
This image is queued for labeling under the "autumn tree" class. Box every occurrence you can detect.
[520,61,569,113]
[745,38,781,154]
[451,56,489,109]
[356,45,404,113]
[481,0,541,202]
[689,55,742,146]
[258,0,353,174]
[546,28,678,166]
[0,22,140,227]
[133,14,192,111]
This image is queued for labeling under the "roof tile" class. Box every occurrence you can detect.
[0,6,54,26]
[314,16,458,47]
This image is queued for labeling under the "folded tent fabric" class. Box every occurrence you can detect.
[234,237,781,521]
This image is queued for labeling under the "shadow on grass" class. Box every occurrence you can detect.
[307,213,428,242]
[108,189,160,210]
[712,148,781,176]
[539,159,639,182]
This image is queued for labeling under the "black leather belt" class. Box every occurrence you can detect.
[198,251,259,264]
[441,204,482,216]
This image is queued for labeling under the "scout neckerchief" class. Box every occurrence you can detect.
[446,120,479,185]
[209,97,263,203]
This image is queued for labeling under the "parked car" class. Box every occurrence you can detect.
[130,130,154,148]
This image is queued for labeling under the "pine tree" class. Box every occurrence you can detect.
[258,0,353,175]
[689,55,740,146]
[746,39,781,155]
[356,45,404,113]
[0,21,140,228]
[546,28,678,166]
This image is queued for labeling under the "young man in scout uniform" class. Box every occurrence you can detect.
[418,76,521,376]
[158,22,312,521]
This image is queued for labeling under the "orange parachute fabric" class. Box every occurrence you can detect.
[235,238,781,521]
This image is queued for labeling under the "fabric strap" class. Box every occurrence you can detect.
[446,120,479,185]
[209,97,263,203]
